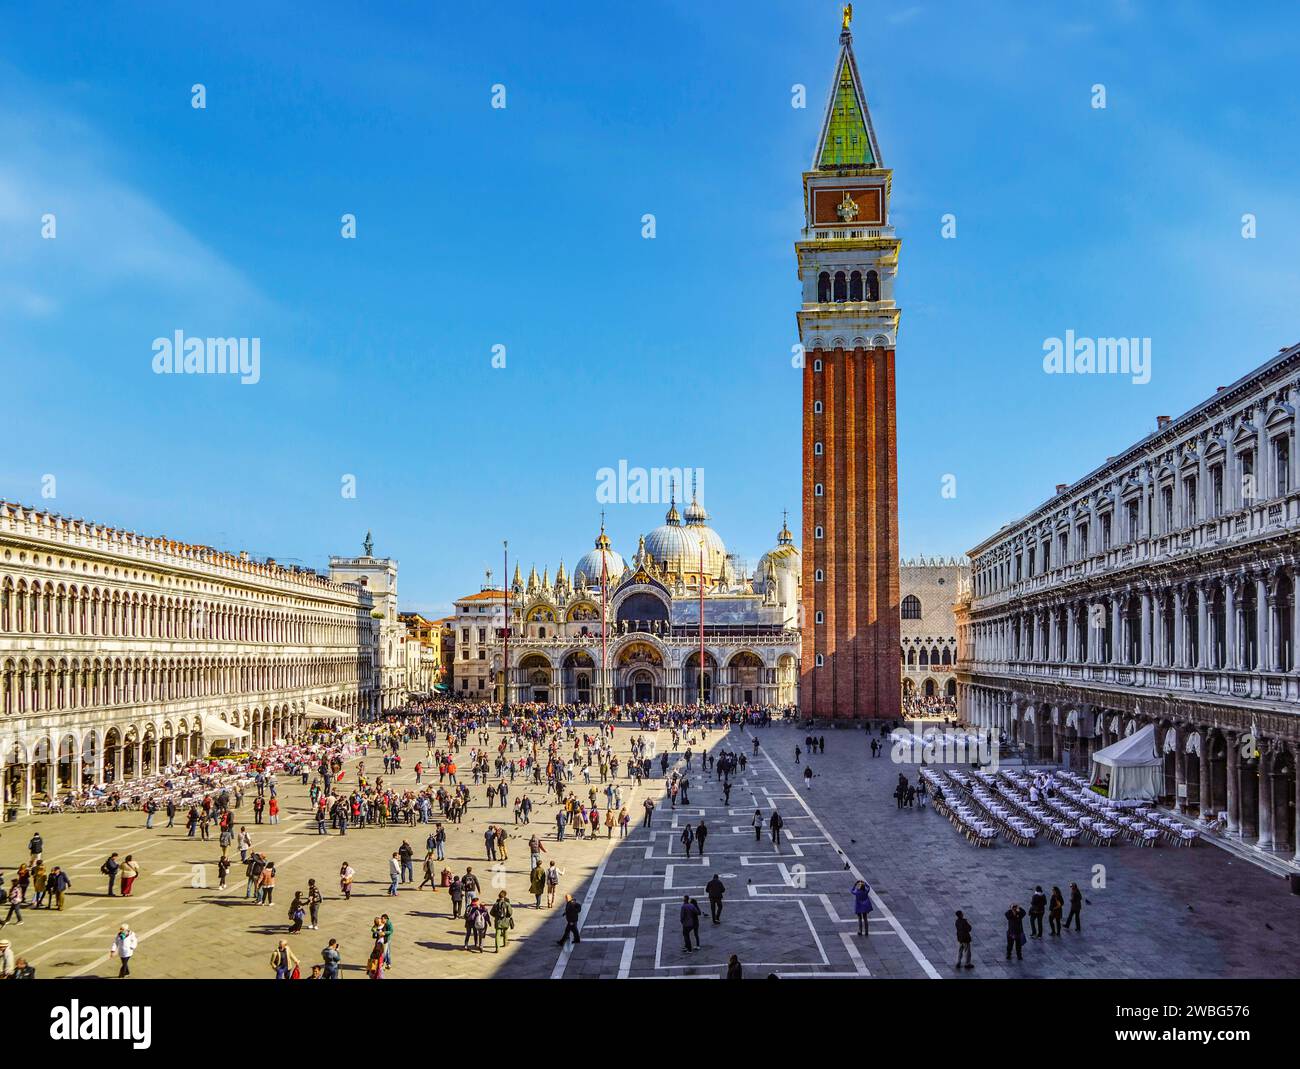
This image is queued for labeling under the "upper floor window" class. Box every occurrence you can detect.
[813,359,822,372]
[815,525,824,539]
[817,272,831,302]
[814,483,824,497]
[814,442,824,456]
[1273,436,1290,495]
[901,595,921,619]
[1161,485,1174,529]
[814,401,823,414]
[1125,499,1140,541]
[1100,514,1112,550]
[815,569,825,582]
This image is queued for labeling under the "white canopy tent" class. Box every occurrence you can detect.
[1089,723,1162,801]
[305,702,348,721]
[198,713,251,741]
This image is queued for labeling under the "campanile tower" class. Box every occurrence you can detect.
[798,7,902,720]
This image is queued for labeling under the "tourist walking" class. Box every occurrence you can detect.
[705,874,726,924]
[1065,882,1083,932]
[109,924,138,977]
[120,856,140,897]
[955,910,973,969]
[556,893,582,946]
[679,895,701,952]
[491,890,514,952]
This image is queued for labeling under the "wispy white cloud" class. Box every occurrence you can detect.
[0,87,264,323]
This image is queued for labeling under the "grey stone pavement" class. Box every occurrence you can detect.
[3,722,1298,979]
[529,724,1300,980]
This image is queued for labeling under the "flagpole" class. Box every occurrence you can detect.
[699,540,705,709]
[502,540,509,724]
[601,517,609,716]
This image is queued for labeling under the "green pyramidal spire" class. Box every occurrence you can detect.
[818,54,875,168]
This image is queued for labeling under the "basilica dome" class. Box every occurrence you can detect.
[574,524,626,586]
[645,495,728,577]
[755,516,801,590]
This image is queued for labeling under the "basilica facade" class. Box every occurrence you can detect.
[486,497,802,710]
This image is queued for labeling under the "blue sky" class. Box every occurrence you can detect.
[2,0,1298,616]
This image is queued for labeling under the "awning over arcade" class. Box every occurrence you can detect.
[304,702,348,721]
[198,714,251,740]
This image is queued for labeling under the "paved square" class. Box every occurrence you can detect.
[3,723,1297,979]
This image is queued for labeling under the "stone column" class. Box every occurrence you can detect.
[1224,579,1237,670]
[1111,598,1123,665]
[1197,585,1210,669]
[1256,574,1270,672]
[1226,736,1240,836]
[1173,588,1185,668]
[1294,760,1300,860]
[1173,737,1186,813]
[1141,590,1153,664]
[1258,751,1275,849]
[1198,733,1212,815]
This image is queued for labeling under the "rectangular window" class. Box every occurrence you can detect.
[1184,475,1198,523]
[1162,486,1173,529]
[1125,499,1139,541]
[1077,523,1089,556]
[1211,465,1224,515]
[1058,532,1068,563]
[1101,513,1112,550]
[478,628,486,643]
[1274,436,1290,494]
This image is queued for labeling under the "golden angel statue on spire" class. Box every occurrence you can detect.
[843,3,853,31]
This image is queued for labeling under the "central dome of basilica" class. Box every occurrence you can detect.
[644,494,727,577]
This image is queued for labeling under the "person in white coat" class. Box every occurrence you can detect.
[0,938,14,978]
[109,923,138,977]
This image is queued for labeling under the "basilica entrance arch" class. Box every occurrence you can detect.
[518,653,553,705]
[615,641,664,704]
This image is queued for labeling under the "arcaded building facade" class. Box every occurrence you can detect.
[957,344,1300,862]
[0,504,397,814]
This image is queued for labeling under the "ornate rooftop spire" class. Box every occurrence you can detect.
[363,530,374,556]
[815,6,881,170]
[778,509,794,545]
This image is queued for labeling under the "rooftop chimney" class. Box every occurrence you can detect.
[1055,483,1068,494]
[1216,386,1226,392]
[1156,415,1171,429]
